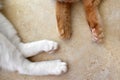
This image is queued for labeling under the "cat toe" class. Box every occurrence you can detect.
[91,28,104,43]
[60,28,72,40]
[92,32,104,43]
[51,61,67,75]
[43,40,59,53]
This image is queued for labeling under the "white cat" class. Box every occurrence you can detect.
[0,7,67,75]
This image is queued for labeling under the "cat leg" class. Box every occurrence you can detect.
[18,59,67,75]
[0,33,24,71]
[0,13,20,45]
[82,0,104,43]
[56,0,78,40]
[0,34,67,75]
[56,1,72,39]
[19,40,58,57]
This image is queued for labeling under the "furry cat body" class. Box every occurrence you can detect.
[0,8,67,76]
[57,0,104,42]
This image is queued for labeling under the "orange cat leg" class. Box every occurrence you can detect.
[83,0,104,43]
[58,0,79,3]
[56,1,72,39]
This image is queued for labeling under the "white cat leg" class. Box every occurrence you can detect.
[19,40,58,57]
[18,59,67,75]
[0,13,21,45]
[0,33,24,71]
[0,33,67,76]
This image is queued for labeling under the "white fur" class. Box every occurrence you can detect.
[0,13,67,75]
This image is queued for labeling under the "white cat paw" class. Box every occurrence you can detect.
[42,40,58,54]
[49,60,67,75]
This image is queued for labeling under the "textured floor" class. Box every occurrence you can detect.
[1,0,120,80]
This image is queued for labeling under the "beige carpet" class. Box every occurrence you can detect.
[1,0,120,80]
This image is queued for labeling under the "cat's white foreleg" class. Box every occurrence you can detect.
[19,40,58,57]
[18,60,67,75]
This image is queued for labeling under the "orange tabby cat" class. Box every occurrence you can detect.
[56,0,104,43]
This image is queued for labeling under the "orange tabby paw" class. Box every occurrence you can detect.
[91,27,104,43]
[60,28,72,39]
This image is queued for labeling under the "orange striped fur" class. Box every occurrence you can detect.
[56,0,104,42]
